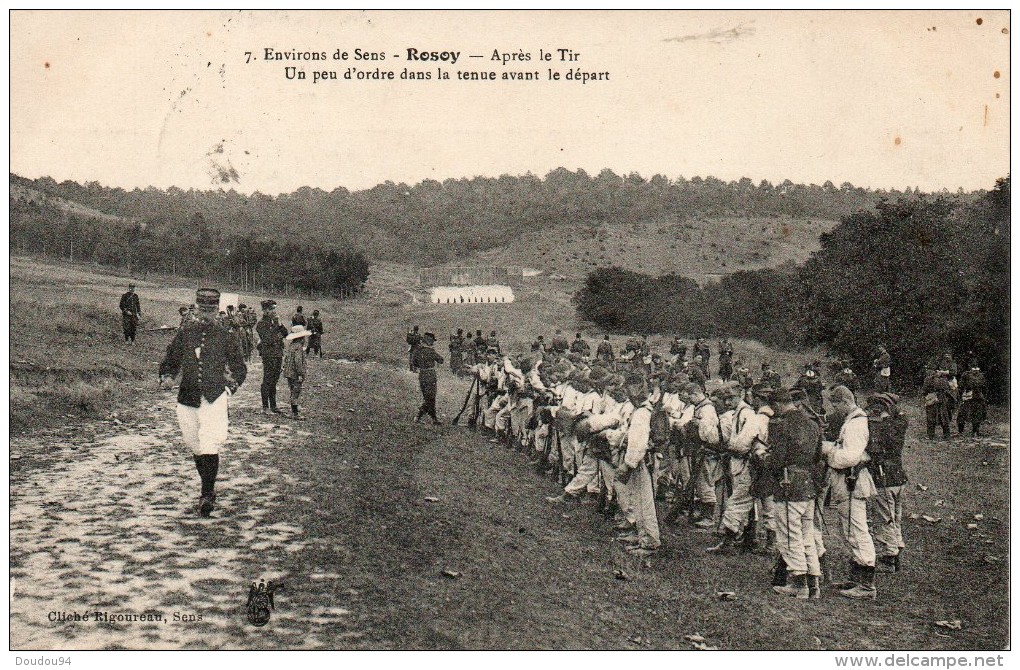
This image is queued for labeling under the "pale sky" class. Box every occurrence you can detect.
[10,9,1010,194]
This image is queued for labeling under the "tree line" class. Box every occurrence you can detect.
[10,170,974,268]
[573,177,1010,402]
[9,201,370,298]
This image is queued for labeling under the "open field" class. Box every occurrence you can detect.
[9,258,1010,650]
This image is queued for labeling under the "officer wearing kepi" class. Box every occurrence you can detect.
[159,288,247,517]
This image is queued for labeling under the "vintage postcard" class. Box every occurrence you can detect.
[8,9,1011,659]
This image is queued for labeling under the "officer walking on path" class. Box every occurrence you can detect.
[159,288,247,517]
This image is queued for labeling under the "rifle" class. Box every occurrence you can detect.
[143,325,178,333]
[664,441,705,525]
[451,376,479,425]
[470,380,484,429]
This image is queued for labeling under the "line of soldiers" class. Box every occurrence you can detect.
[451,338,914,601]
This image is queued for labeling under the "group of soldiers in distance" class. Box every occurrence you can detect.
[411,328,991,602]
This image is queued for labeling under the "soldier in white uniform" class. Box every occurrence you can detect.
[615,373,660,556]
[821,385,878,599]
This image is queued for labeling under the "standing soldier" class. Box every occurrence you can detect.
[670,336,687,363]
[570,332,590,358]
[718,339,734,381]
[615,372,661,556]
[159,288,246,517]
[449,330,464,375]
[922,368,953,439]
[488,330,501,356]
[307,309,324,358]
[680,382,722,529]
[759,361,782,390]
[291,305,308,327]
[821,385,878,600]
[695,338,711,377]
[462,327,477,368]
[795,363,825,414]
[833,360,859,395]
[474,329,488,355]
[407,325,422,372]
[551,329,569,356]
[706,384,759,554]
[873,345,892,392]
[412,332,444,425]
[687,357,708,390]
[596,335,615,366]
[957,359,987,436]
[753,387,823,599]
[864,392,908,573]
[256,300,288,415]
[119,283,142,344]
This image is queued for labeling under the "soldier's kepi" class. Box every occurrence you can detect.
[159,288,247,517]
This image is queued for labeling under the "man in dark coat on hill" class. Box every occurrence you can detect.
[119,283,142,343]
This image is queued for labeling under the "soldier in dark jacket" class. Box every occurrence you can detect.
[596,335,614,365]
[864,393,908,573]
[474,329,488,354]
[256,300,289,414]
[957,360,988,436]
[752,387,823,599]
[550,329,569,355]
[119,283,142,343]
[569,332,590,357]
[759,361,782,390]
[488,330,502,356]
[670,336,687,361]
[159,288,247,517]
[795,363,825,414]
[922,368,953,438]
[718,339,734,380]
[449,330,465,374]
[412,332,444,425]
[306,310,324,358]
[832,361,859,395]
[406,326,422,372]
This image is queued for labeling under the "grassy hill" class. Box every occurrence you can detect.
[465,214,835,282]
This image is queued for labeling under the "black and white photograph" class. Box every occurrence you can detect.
[7,8,1012,659]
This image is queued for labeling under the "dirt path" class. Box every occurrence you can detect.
[10,360,361,650]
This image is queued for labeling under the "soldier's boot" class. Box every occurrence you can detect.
[741,519,758,553]
[830,561,861,591]
[958,422,966,435]
[771,555,788,587]
[693,502,717,529]
[195,454,219,518]
[755,529,777,555]
[807,575,822,599]
[876,553,901,573]
[818,552,832,584]
[840,565,877,600]
[706,527,742,555]
[773,573,809,599]
[972,425,981,437]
